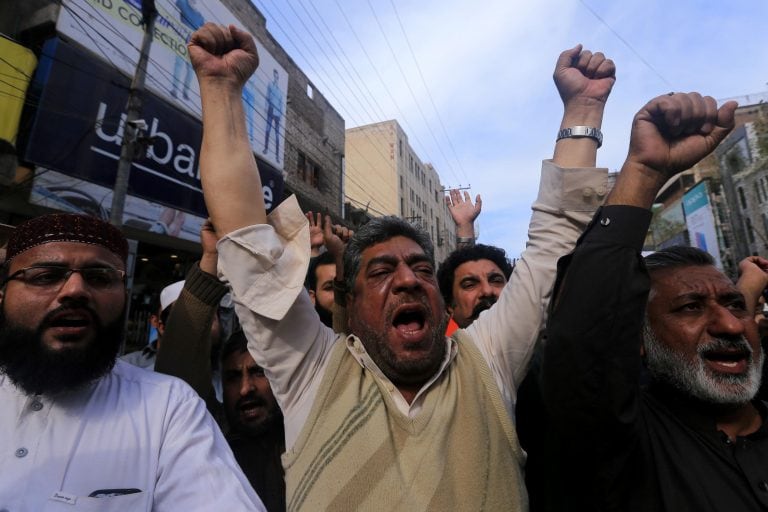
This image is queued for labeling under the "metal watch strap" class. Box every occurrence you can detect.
[556,126,603,148]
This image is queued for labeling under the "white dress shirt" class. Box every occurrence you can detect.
[0,360,264,512]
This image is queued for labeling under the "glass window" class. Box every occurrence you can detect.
[738,187,748,210]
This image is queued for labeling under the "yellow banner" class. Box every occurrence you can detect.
[0,37,37,144]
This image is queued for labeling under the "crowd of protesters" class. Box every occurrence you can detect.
[2,20,768,512]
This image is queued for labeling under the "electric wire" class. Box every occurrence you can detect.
[328,0,450,186]
[19,0,440,222]
[578,0,673,88]
[387,0,471,186]
[365,0,463,187]
[252,0,402,202]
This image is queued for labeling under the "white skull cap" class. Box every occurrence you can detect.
[160,280,185,311]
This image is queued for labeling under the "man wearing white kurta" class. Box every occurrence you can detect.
[0,213,263,511]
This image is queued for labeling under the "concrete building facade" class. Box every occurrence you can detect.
[717,118,768,260]
[222,0,345,218]
[645,100,768,277]
[346,120,457,263]
[0,0,345,347]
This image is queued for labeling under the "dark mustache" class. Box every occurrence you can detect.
[698,336,752,356]
[237,392,267,409]
[40,302,100,328]
[470,296,497,320]
[385,293,432,320]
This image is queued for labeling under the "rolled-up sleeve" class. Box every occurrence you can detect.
[218,195,309,321]
[542,205,652,433]
[465,160,609,417]
[217,196,338,448]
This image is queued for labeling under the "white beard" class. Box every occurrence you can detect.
[643,323,763,405]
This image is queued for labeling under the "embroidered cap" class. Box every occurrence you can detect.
[5,213,129,263]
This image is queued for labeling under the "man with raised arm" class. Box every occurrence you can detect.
[540,93,756,511]
[191,23,612,511]
[439,190,516,335]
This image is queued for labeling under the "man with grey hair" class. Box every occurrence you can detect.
[642,246,764,407]
[539,91,768,511]
[191,22,613,510]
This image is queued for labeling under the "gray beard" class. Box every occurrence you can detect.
[643,323,762,406]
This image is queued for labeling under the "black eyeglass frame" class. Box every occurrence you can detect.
[1,266,127,290]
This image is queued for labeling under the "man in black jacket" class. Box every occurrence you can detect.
[540,92,768,511]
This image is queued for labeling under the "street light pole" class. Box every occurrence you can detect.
[109,0,157,226]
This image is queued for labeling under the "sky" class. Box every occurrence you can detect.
[251,0,768,257]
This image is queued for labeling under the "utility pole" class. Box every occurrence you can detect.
[110,0,157,226]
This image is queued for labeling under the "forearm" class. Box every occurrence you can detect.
[466,161,607,412]
[542,205,651,432]
[199,80,266,235]
[154,265,228,408]
[216,197,334,447]
[604,160,667,209]
[553,100,605,168]
[737,276,767,317]
[455,221,475,240]
[199,251,217,275]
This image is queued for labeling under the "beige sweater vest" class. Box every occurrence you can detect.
[282,331,528,511]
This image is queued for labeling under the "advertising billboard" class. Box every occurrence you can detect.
[682,180,723,268]
[31,168,206,242]
[57,0,288,169]
[23,37,284,225]
[650,198,688,249]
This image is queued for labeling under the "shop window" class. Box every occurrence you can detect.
[746,217,755,243]
[738,187,747,210]
[297,151,321,189]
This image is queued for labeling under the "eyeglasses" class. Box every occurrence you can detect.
[2,266,126,291]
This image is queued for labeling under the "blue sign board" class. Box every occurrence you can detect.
[23,38,283,216]
[682,181,708,214]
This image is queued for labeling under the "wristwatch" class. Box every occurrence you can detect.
[556,126,603,148]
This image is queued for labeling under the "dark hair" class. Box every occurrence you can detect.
[159,305,172,326]
[436,244,514,305]
[221,329,249,362]
[306,251,335,292]
[342,216,434,294]
[0,261,8,286]
[644,245,715,273]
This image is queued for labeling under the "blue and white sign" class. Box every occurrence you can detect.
[23,38,283,220]
[682,180,723,268]
[56,0,289,170]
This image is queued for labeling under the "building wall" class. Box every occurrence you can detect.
[346,120,456,263]
[424,164,457,264]
[646,102,768,276]
[3,0,345,222]
[222,0,345,218]
[723,121,768,258]
[345,121,399,216]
